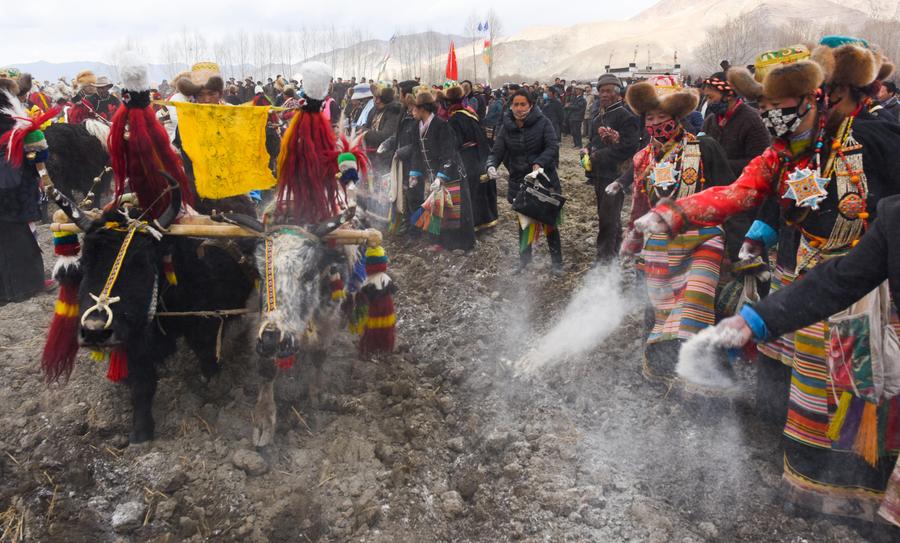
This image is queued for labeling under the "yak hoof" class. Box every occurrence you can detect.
[129,426,154,445]
[253,381,277,447]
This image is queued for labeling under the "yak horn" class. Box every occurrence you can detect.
[47,186,93,232]
[311,207,355,238]
[155,171,182,230]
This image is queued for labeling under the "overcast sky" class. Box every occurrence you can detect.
[0,0,658,65]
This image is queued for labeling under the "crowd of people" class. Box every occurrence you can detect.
[4,32,900,531]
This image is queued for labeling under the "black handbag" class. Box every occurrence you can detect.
[512,173,566,226]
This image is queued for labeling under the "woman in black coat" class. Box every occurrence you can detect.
[486,90,563,275]
[0,83,46,305]
[445,85,497,231]
[408,89,475,251]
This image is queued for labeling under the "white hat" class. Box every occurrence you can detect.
[254,85,264,94]
[351,83,373,100]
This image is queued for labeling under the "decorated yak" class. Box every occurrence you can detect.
[225,60,397,446]
[44,119,113,206]
[43,178,257,443]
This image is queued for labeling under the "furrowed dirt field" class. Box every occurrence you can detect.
[1,145,898,542]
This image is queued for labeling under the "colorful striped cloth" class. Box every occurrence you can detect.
[442,180,462,231]
[757,264,797,365]
[640,226,725,342]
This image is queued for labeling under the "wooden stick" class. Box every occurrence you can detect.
[50,220,383,246]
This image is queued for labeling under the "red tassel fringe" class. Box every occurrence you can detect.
[275,110,342,224]
[107,348,128,382]
[0,106,61,167]
[41,282,80,383]
[108,105,193,219]
[276,356,296,370]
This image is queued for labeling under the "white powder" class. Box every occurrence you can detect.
[676,326,744,389]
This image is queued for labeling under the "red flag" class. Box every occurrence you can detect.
[445,40,458,81]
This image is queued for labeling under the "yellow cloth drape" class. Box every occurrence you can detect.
[173,102,276,199]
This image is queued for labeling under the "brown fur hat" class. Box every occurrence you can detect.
[414,88,435,107]
[728,60,823,101]
[817,43,879,88]
[625,81,698,119]
[176,62,225,97]
[444,84,465,102]
[763,61,824,100]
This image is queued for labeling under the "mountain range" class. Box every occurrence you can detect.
[12,0,896,85]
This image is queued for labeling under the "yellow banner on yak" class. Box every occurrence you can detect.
[174,102,276,199]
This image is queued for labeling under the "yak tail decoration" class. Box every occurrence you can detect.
[275,109,342,224]
[41,231,83,384]
[107,347,128,382]
[358,245,397,355]
[108,102,192,220]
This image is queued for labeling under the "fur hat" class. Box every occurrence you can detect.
[379,87,395,104]
[74,70,97,91]
[625,78,698,119]
[728,45,823,101]
[414,89,435,107]
[444,84,465,102]
[175,62,225,97]
[813,37,892,88]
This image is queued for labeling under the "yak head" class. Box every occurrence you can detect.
[50,174,181,349]
[231,209,354,359]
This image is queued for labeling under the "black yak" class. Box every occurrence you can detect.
[50,178,256,443]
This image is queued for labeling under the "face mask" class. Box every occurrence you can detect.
[646,118,678,141]
[760,104,806,138]
[513,106,531,120]
[706,101,728,116]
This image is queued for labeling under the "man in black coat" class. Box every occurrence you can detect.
[564,86,587,147]
[541,87,565,141]
[588,74,640,260]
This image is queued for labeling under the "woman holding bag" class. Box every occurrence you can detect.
[486,90,564,276]
[408,89,475,251]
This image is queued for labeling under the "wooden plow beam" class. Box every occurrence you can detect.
[50,210,384,247]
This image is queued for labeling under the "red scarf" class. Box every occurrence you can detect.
[717,99,743,128]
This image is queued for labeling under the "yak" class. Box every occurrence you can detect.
[45,120,112,206]
[51,178,256,444]
[221,210,358,447]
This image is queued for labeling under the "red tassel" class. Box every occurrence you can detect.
[107,348,128,382]
[276,356,296,370]
[41,282,80,383]
[275,110,342,224]
[108,104,193,219]
[359,286,397,355]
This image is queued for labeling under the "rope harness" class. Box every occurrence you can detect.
[80,221,143,329]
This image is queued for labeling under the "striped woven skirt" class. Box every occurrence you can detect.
[640,227,725,343]
[774,272,900,520]
[757,264,797,365]
[437,180,475,251]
